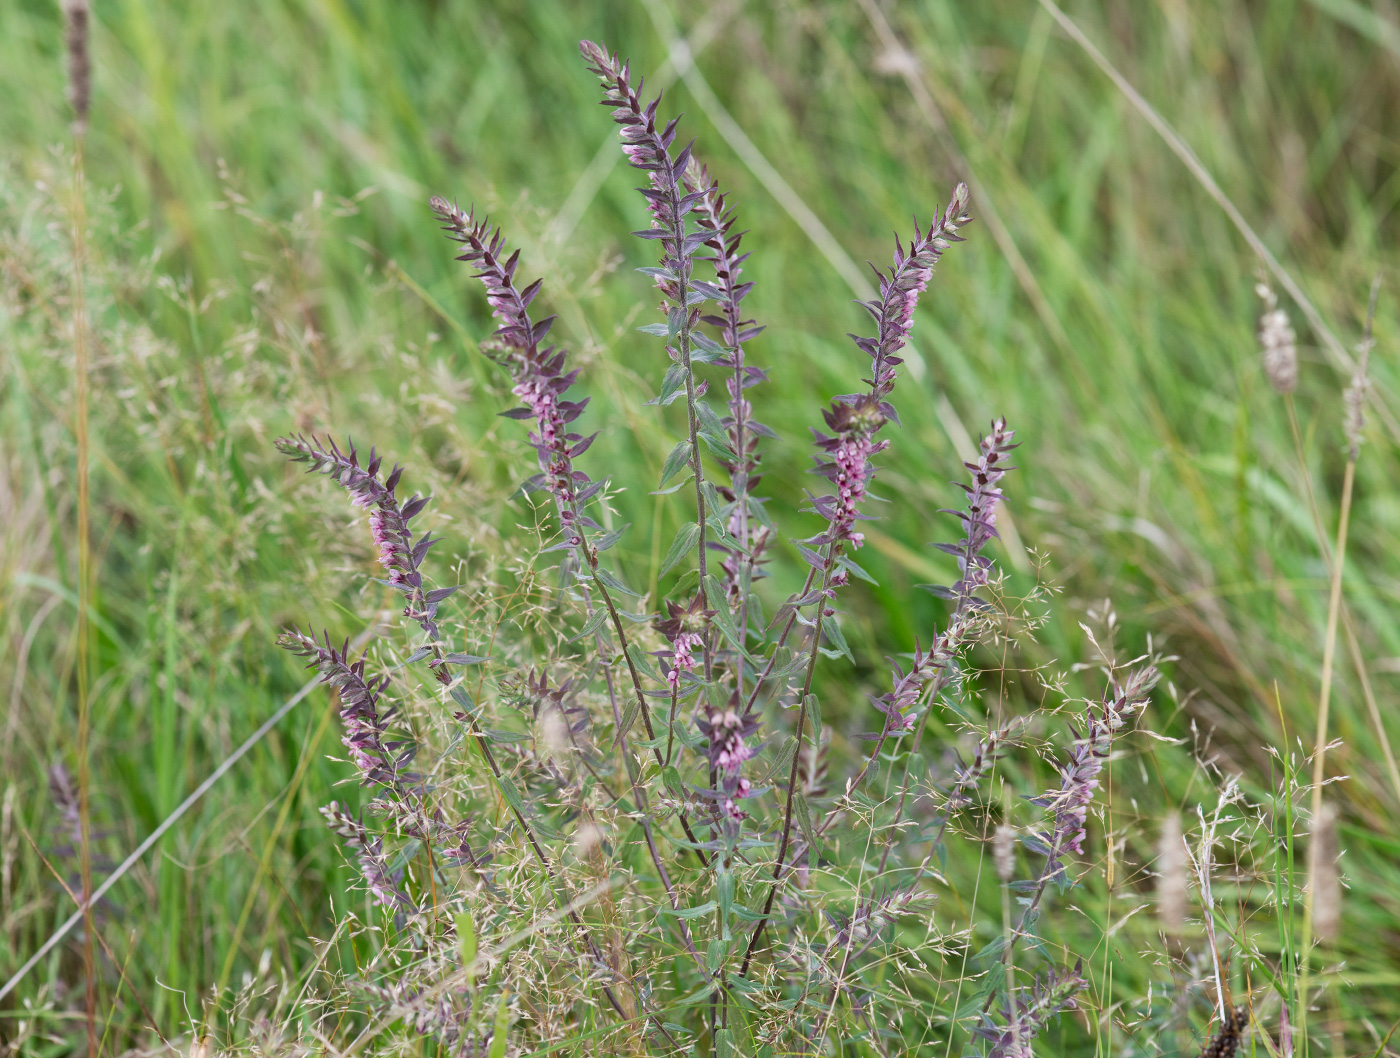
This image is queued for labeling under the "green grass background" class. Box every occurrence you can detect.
[2,0,1399,1052]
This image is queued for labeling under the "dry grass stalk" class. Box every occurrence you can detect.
[1156,811,1188,934]
[1310,801,1342,946]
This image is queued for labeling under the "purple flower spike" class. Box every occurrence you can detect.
[940,419,1018,603]
[973,963,1086,1058]
[279,628,403,793]
[429,199,599,551]
[809,395,890,550]
[847,184,972,415]
[276,434,442,637]
[1029,665,1159,877]
[322,802,412,912]
[804,186,973,566]
[863,420,1019,738]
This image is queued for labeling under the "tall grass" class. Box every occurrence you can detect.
[0,0,1396,1053]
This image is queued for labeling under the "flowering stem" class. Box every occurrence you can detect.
[670,216,714,676]
[739,560,837,977]
[664,685,680,768]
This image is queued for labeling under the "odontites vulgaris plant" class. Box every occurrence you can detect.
[270,38,1166,1057]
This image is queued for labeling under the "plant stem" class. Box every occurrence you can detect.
[1298,452,1355,1051]
[739,560,836,976]
[69,126,97,1058]
[665,181,716,684]
[1284,396,1400,806]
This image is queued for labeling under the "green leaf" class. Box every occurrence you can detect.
[494,773,528,821]
[450,685,477,717]
[590,523,630,552]
[485,729,531,744]
[455,911,477,976]
[691,331,729,356]
[700,479,726,520]
[595,566,640,597]
[716,868,735,940]
[615,693,643,746]
[488,989,511,1058]
[660,521,702,579]
[695,399,725,436]
[646,364,687,408]
[650,474,693,496]
[822,614,854,662]
[761,735,798,785]
[837,554,879,585]
[662,900,717,920]
[805,693,822,744]
[662,765,687,801]
[443,652,491,665]
[703,575,745,655]
[567,605,611,643]
[794,790,820,859]
[659,440,692,487]
[714,1028,735,1058]
[627,644,661,682]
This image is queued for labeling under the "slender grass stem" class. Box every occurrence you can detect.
[67,125,97,1058]
[739,560,836,977]
[1297,454,1355,1053]
[1284,392,1400,808]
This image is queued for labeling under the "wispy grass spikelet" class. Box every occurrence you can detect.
[1256,282,1297,394]
[62,0,91,133]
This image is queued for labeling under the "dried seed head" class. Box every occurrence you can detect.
[1256,283,1297,394]
[993,825,1016,881]
[872,46,920,78]
[1343,277,1380,461]
[1197,1007,1250,1058]
[63,0,91,133]
[1309,801,1342,944]
[1156,811,1188,933]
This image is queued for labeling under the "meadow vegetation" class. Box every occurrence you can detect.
[1,0,1398,1055]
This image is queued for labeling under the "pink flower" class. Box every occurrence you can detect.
[666,631,704,690]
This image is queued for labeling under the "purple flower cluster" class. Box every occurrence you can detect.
[580,40,698,269]
[655,594,713,693]
[866,420,1019,735]
[684,162,768,473]
[1029,665,1159,875]
[869,607,974,737]
[944,418,1017,601]
[697,696,760,821]
[276,435,446,637]
[809,396,889,551]
[279,629,402,792]
[429,199,600,552]
[321,802,410,911]
[849,184,971,413]
[804,188,973,561]
[973,963,1086,1058]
